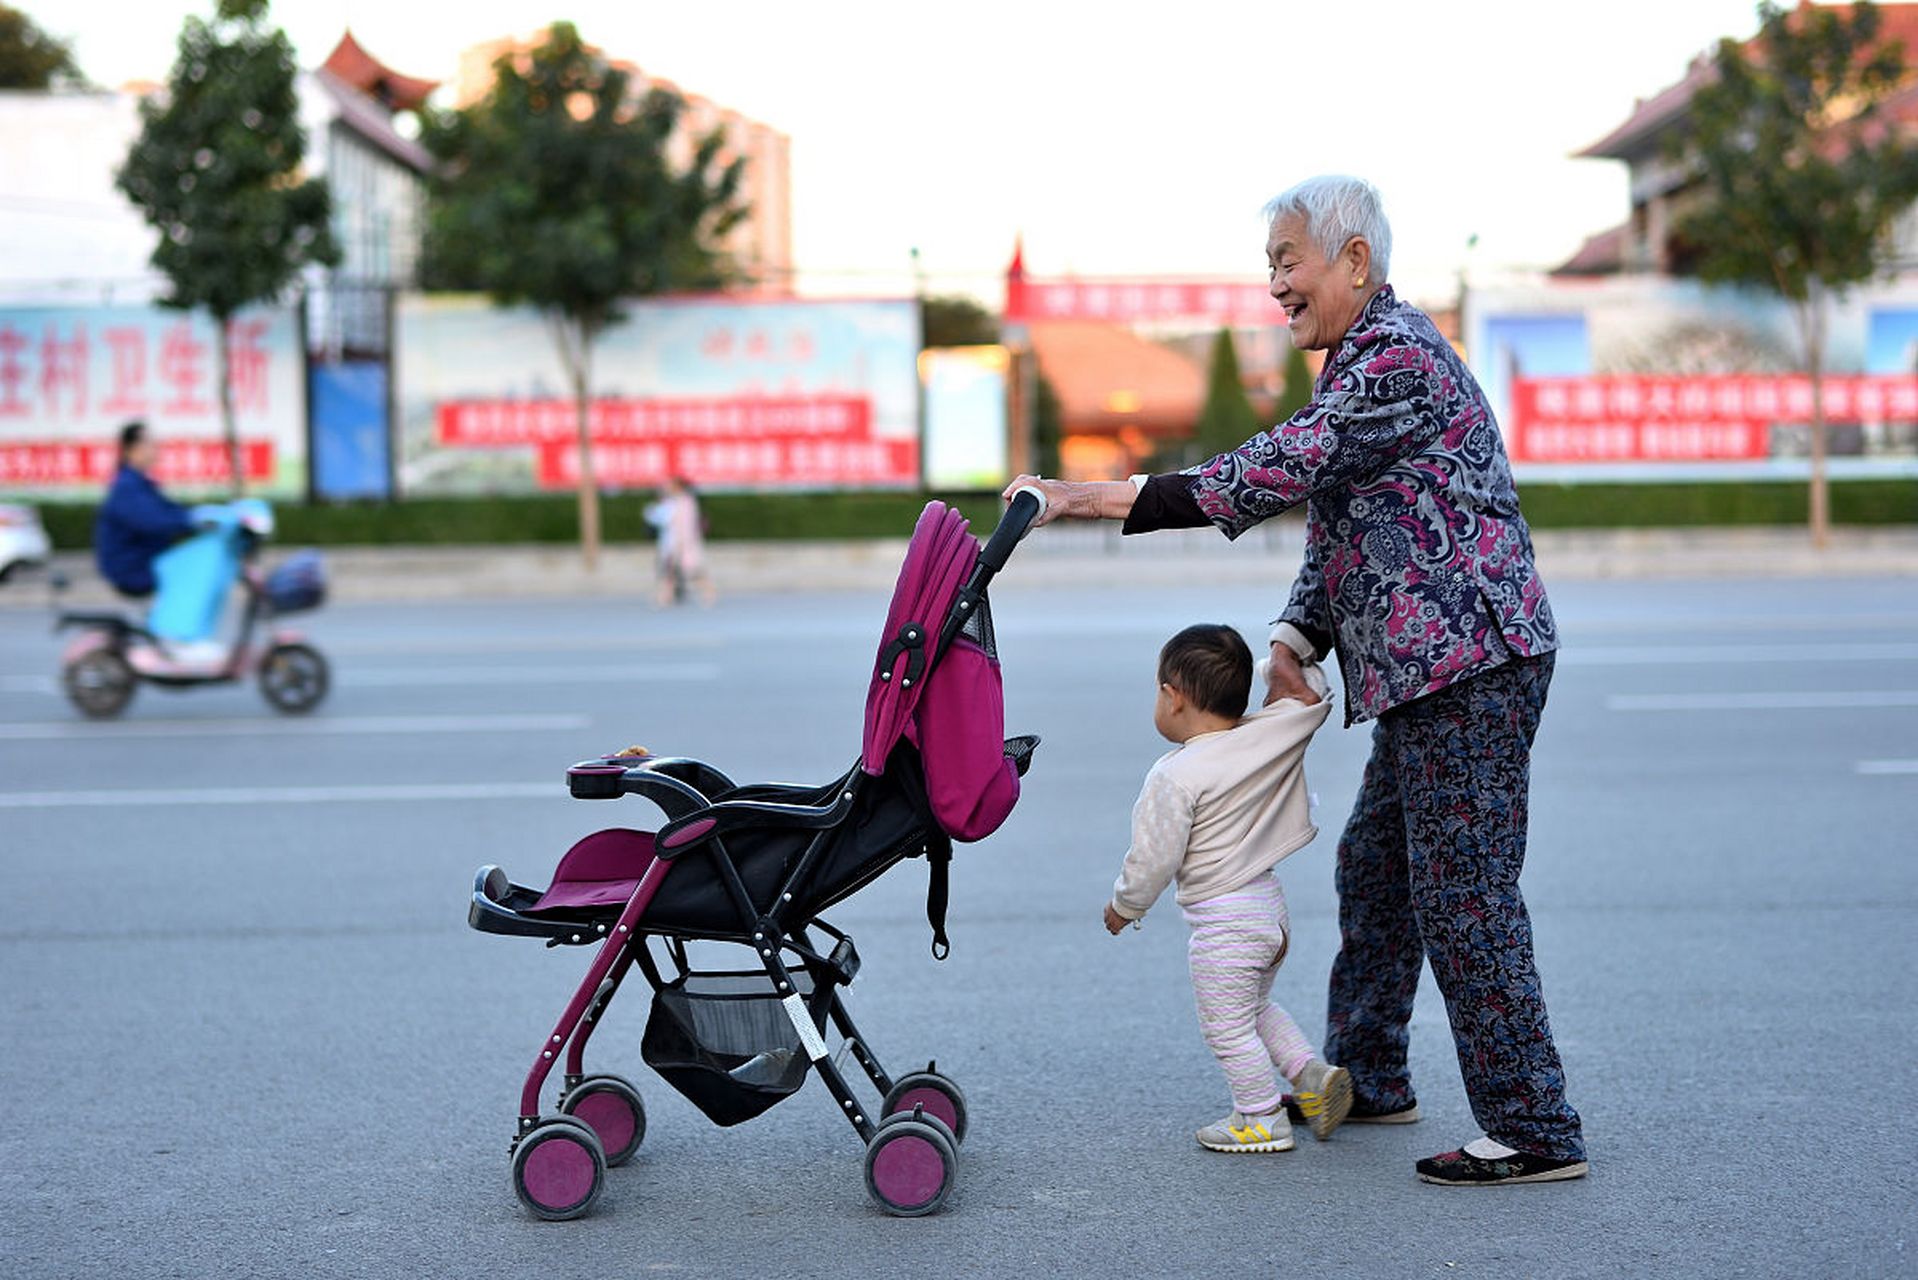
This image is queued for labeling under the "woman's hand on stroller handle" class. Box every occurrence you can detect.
[1001,475,1137,529]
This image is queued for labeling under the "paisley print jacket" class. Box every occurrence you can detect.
[1187,286,1557,724]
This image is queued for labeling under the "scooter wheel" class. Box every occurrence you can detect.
[259,642,328,713]
[64,649,136,719]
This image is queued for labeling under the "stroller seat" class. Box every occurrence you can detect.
[526,829,658,918]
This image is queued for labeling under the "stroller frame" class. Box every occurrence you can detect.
[470,489,1047,1219]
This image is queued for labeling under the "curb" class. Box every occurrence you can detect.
[6,525,1917,608]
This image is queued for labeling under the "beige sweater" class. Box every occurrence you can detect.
[1110,665,1332,921]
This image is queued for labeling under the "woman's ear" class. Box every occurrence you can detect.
[1343,236,1373,288]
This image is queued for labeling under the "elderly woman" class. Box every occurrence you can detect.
[1006,175,1585,1186]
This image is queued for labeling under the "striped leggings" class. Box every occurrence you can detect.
[1182,871,1317,1115]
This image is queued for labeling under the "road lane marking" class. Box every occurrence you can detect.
[1565,643,1918,665]
[1608,691,1918,711]
[1857,759,1918,774]
[0,782,559,808]
[2,663,719,695]
[328,633,729,656]
[0,713,592,740]
[340,663,720,686]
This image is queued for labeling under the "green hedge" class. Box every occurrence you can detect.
[30,479,1917,551]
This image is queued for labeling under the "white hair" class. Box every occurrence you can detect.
[1263,175,1392,282]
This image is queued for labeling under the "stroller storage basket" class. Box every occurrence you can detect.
[642,970,815,1126]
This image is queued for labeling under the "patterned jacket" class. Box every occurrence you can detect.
[1187,286,1557,724]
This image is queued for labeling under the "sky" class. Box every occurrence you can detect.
[45,0,1771,305]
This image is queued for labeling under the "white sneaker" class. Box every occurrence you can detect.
[1196,1109,1294,1153]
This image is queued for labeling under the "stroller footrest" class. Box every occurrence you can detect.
[467,864,615,945]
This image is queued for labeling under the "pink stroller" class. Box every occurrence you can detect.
[469,490,1046,1219]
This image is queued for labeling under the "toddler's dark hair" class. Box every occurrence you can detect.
[1158,624,1252,719]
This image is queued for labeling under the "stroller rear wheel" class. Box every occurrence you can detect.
[511,1118,606,1220]
[882,1067,969,1144]
[863,1115,957,1217]
[560,1075,647,1168]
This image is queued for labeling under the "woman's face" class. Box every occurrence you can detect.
[1266,212,1367,352]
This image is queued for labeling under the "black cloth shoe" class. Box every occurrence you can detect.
[1416,1145,1589,1186]
[1282,1094,1420,1125]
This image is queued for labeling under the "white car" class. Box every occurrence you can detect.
[0,503,52,582]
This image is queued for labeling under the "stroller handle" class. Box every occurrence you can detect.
[977,485,1047,576]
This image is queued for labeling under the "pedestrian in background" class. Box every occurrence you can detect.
[646,476,714,607]
[1008,174,1586,1186]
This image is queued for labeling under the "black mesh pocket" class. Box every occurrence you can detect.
[641,972,813,1126]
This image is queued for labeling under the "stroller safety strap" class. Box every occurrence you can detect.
[926,843,952,960]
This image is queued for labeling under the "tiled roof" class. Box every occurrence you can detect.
[1578,2,1918,158]
[322,30,438,113]
[1028,321,1205,437]
[1551,223,1628,276]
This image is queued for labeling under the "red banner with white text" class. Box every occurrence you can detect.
[435,395,917,488]
[1509,374,1918,462]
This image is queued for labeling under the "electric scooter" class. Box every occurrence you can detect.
[54,499,330,719]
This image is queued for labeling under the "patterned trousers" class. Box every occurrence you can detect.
[1323,653,1585,1161]
[1183,872,1318,1116]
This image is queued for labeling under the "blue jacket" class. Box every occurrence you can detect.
[95,464,193,596]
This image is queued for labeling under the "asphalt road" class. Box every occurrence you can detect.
[1,570,1913,1278]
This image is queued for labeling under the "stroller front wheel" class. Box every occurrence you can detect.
[882,1068,969,1144]
[559,1075,647,1168]
[863,1116,957,1217]
[511,1118,606,1220]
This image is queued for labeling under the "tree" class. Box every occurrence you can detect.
[0,4,81,88]
[1670,0,1918,547]
[1275,341,1313,424]
[421,23,745,570]
[117,0,336,495]
[1192,328,1260,463]
[1032,372,1062,477]
[921,294,999,348]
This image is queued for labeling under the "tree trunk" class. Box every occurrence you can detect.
[1794,289,1832,551]
[550,313,601,573]
[215,316,244,498]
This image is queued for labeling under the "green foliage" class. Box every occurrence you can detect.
[1671,1,1918,302]
[29,480,1916,551]
[921,295,999,348]
[419,23,746,341]
[0,3,80,87]
[1032,373,1063,476]
[1275,342,1312,423]
[115,0,337,320]
[1193,328,1260,460]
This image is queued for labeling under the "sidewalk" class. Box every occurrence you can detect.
[7,524,1918,607]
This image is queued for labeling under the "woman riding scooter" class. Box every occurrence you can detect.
[95,421,194,599]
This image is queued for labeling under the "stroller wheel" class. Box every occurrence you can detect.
[64,649,136,719]
[882,1069,969,1144]
[863,1117,957,1217]
[560,1075,647,1168]
[259,642,328,714]
[511,1118,606,1220]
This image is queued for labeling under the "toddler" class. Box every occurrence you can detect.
[1103,623,1351,1152]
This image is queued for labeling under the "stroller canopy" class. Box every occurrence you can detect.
[860,501,1021,843]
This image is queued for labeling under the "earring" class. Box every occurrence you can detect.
[1355,277,1367,288]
